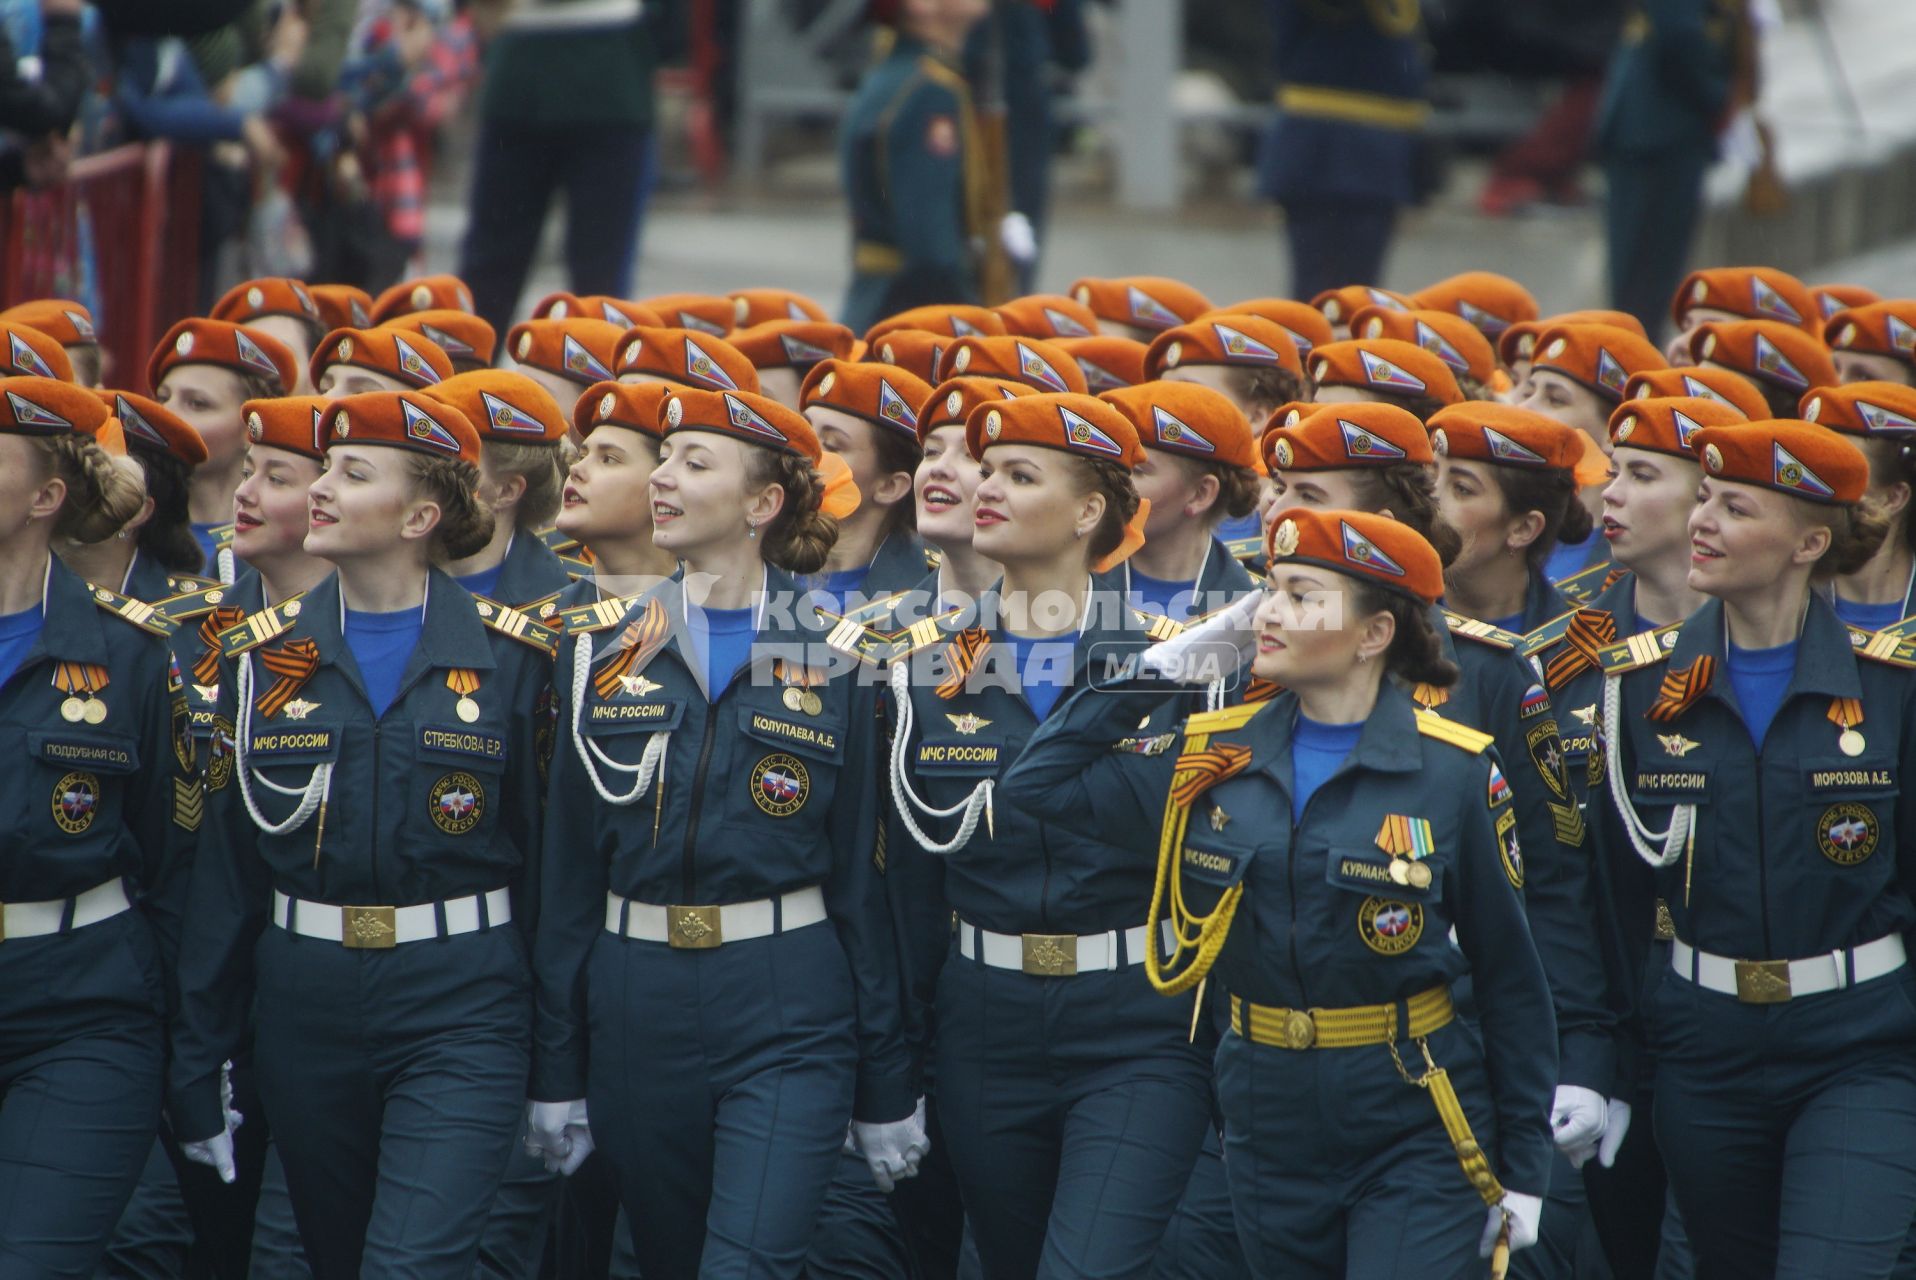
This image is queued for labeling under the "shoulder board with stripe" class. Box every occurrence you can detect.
[888,609,971,660]
[1878,614,1916,641]
[1182,702,1266,737]
[924,545,942,570]
[1414,710,1493,754]
[839,590,912,628]
[156,583,240,624]
[209,523,236,551]
[559,556,594,579]
[522,589,566,620]
[1131,607,1186,643]
[823,613,896,667]
[218,596,304,656]
[1518,607,1583,659]
[1553,560,1612,605]
[536,525,581,556]
[1597,624,1680,675]
[1442,610,1521,650]
[557,594,643,635]
[1847,625,1916,669]
[89,584,177,637]
[474,597,559,656]
[166,572,219,595]
[1223,535,1263,564]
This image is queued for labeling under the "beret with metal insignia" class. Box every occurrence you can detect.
[1199,298,1334,361]
[1799,381,1916,438]
[1144,313,1302,381]
[1260,401,1433,473]
[211,277,321,327]
[661,386,822,462]
[0,375,108,437]
[0,299,98,348]
[1673,266,1817,332]
[1410,271,1540,339]
[1427,401,1589,472]
[799,358,932,441]
[423,370,567,445]
[993,293,1101,340]
[1690,319,1836,397]
[636,293,737,337]
[1068,275,1212,332]
[1530,322,1667,404]
[917,375,1036,440]
[1050,336,1149,393]
[1264,505,1444,605]
[240,394,332,460]
[964,390,1144,469]
[310,325,453,392]
[531,292,663,328]
[1497,309,1645,368]
[1824,300,1916,367]
[151,319,297,396]
[1308,338,1462,407]
[728,287,831,329]
[866,304,1007,343]
[321,389,482,466]
[574,380,671,440]
[0,320,73,381]
[505,318,625,389]
[96,389,207,465]
[1350,306,1498,390]
[1691,419,1866,505]
[381,309,498,369]
[729,319,859,372]
[1810,282,1878,323]
[307,283,375,332]
[1309,284,1413,327]
[939,335,1087,394]
[864,328,947,387]
[1607,396,1743,460]
[1100,381,1257,470]
[616,325,761,393]
[1622,365,1767,420]
[370,273,473,323]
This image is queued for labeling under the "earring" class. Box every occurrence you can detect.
[1074,526,1086,540]
[747,520,758,540]
[1356,651,1369,664]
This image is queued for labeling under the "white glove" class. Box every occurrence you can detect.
[1595,1098,1631,1169]
[1480,1189,1543,1256]
[181,1130,238,1184]
[999,212,1037,264]
[1139,591,1260,685]
[1550,1084,1608,1165]
[524,1099,594,1176]
[218,1059,244,1134]
[852,1099,930,1193]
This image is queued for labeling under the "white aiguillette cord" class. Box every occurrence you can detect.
[1601,672,1693,868]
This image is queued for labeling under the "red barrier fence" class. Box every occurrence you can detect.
[0,142,202,391]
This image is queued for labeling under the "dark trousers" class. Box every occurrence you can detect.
[1151,1127,1251,1280]
[458,122,658,341]
[1217,1019,1498,1279]
[249,1144,311,1280]
[253,926,530,1280]
[1,914,168,1280]
[803,1150,913,1280]
[1602,147,1710,344]
[587,924,858,1280]
[1652,968,1916,1279]
[935,957,1211,1280]
[1281,198,1398,302]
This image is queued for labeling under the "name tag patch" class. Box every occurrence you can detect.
[418,725,506,761]
[247,728,337,760]
[1806,767,1895,796]
[1180,842,1245,887]
[745,711,840,755]
[33,733,138,773]
[585,700,686,734]
[1633,770,1708,797]
[915,740,1003,773]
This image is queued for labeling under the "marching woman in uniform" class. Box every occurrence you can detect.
[1801,382,1916,628]
[550,381,680,609]
[55,390,209,602]
[883,391,1212,1279]
[1597,419,1916,1276]
[529,387,922,1279]
[168,390,556,1279]
[0,377,199,1277]
[1002,507,1557,1278]
[149,320,302,579]
[910,376,1034,612]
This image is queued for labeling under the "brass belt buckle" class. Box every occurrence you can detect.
[342,905,396,949]
[1734,958,1792,1004]
[1653,899,1675,943]
[1021,933,1077,976]
[669,905,722,949]
[1278,1009,1316,1050]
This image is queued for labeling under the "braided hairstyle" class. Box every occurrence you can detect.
[33,433,144,544]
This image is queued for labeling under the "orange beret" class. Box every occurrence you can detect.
[1145,315,1302,381]
[575,380,671,440]
[382,310,497,367]
[307,284,373,332]
[918,376,1036,440]
[1800,381,1916,438]
[662,386,821,462]
[1309,338,1462,406]
[505,318,623,388]
[1261,401,1434,473]
[1812,283,1878,323]
[1498,309,1645,367]
[1693,419,1865,505]
[637,293,736,337]
[1264,506,1444,605]
[728,288,831,328]
[0,299,97,347]
[1674,266,1815,331]
[1531,322,1667,402]
[1691,319,1836,396]
[1351,307,1497,388]
[311,326,452,391]
[1608,396,1743,460]
[994,294,1099,339]
[1410,271,1539,338]
[1310,285,1412,327]
[370,274,473,324]
[1069,276,1212,332]
[941,335,1087,394]
[1050,336,1149,393]
[100,389,207,466]
[322,389,481,466]
[1428,402,1586,472]
[866,304,1006,343]
[1262,400,1314,433]
[864,328,947,386]
[0,376,106,435]
[616,325,760,393]
[1099,382,1256,470]
[1201,298,1334,361]
[1623,365,1767,420]
[211,277,321,328]
[152,319,297,395]
[425,370,567,446]
[965,391,1144,470]
[1825,301,1916,366]
[0,321,73,381]
[800,358,932,441]
[241,395,330,460]
[729,319,858,371]
[532,292,663,328]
